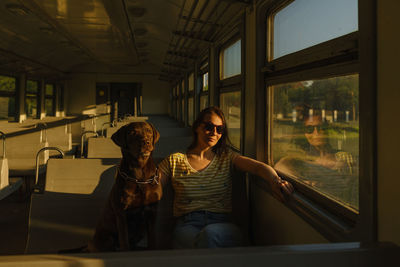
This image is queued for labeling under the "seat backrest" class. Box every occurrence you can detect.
[26,158,120,254]
[86,137,121,159]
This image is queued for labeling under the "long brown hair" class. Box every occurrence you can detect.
[187,106,232,156]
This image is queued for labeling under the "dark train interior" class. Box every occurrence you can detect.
[0,0,399,266]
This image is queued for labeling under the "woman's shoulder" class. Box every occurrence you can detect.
[163,152,186,162]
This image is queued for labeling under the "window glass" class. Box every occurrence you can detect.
[220,39,241,79]
[26,80,38,93]
[181,98,185,122]
[273,0,358,59]
[202,72,209,91]
[272,74,359,209]
[25,97,37,118]
[200,95,208,111]
[188,97,194,126]
[220,91,241,149]
[59,85,64,111]
[45,98,54,116]
[45,84,54,95]
[188,73,194,92]
[0,75,16,92]
[0,96,15,119]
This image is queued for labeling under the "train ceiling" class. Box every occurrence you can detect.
[0,0,250,81]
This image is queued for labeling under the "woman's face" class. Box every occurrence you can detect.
[195,112,224,149]
[304,115,328,148]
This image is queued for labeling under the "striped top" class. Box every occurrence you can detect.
[158,149,238,217]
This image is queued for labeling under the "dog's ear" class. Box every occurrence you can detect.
[147,122,160,145]
[111,124,128,148]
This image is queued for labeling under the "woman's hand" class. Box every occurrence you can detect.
[269,176,294,202]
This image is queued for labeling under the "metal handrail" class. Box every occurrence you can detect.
[34,146,64,193]
[35,122,48,143]
[0,131,5,158]
[101,122,112,137]
[80,131,99,157]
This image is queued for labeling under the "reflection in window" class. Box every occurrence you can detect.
[220,39,241,79]
[188,73,194,92]
[272,74,359,209]
[188,97,194,126]
[273,0,358,59]
[220,91,241,149]
[202,72,209,91]
[200,95,208,111]
[26,80,39,118]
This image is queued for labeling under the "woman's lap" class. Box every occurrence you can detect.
[172,211,243,249]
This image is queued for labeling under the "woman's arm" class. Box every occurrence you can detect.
[233,155,294,202]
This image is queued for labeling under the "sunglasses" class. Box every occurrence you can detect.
[304,124,328,134]
[202,122,225,134]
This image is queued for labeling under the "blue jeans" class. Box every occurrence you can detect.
[172,211,243,249]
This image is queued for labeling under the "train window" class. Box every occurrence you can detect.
[262,0,368,241]
[220,39,241,79]
[0,75,16,120]
[220,91,241,149]
[198,59,209,113]
[272,74,359,209]
[272,0,358,59]
[199,95,208,111]
[58,85,64,113]
[188,73,195,126]
[26,80,39,118]
[188,73,194,92]
[181,79,185,123]
[188,97,194,126]
[218,36,243,151]
[45,83,55,116]
[202,72,209,92]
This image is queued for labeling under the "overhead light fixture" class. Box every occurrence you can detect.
[129,7,146,17]
[5,3,30,16]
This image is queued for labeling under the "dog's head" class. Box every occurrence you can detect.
[111,122,160,168]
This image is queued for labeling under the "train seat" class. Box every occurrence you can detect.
[86,137,121,159]
[46,125,72,153]
[2,135,49,177]
[25,158,119,254]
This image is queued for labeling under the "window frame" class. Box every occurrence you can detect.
[25,79,40,119]
[257,0,376,242]
[216,23,245,152]
[45,83,56,116]
[187,71,195,126]
[0,74,17,121]
[198,58,209,114]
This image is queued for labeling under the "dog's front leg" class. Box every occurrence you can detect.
[116,212,130,251]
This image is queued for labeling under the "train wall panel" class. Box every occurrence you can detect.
[377,0,400,246]
[65,73,170,115]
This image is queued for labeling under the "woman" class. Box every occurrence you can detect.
[275,112,357,206]
[158,106,293,248]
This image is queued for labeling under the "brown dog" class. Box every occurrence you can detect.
[88,121,161,252]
